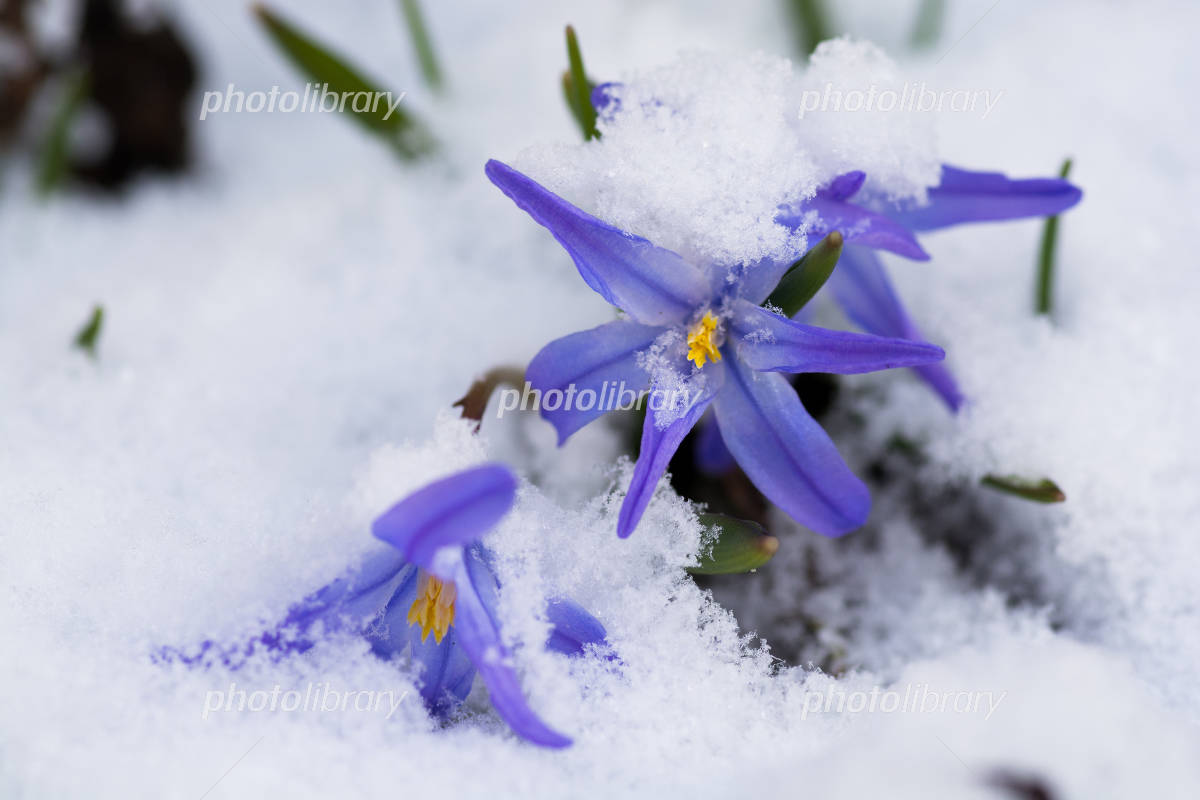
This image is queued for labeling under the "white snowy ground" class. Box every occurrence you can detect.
[3,0,1200,797]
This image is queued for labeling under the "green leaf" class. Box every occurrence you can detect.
[73,305,104,358]
[909,0,946,49]
[981,474,1066,504]
[765,231,843,317]
[253,4,433,159]
[688,514,780,575]
[1035,158,1073,316]
[398,0,443,92]
[785,0,833,57]
[564,25,598,141]
[36,69,90,197]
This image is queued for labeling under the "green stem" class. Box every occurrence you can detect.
[1035,158,1073,316]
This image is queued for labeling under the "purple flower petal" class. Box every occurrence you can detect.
[892,164,1082,231]
[446,547,573,748]
[777,187,930,261]
[728,256,800,305]
[617,368,724,538]
[694,412,735,476]
[730,299,944,374]
[364,568,478,717]
[292,551,413,636]
[408,626,478,716]
[372,464,517,569]
[486,160,710,325]
[159,553,415,669]
[830,246,964,410]
[545,598,609,657]
[826,170,866,201]
[713,357,869,536]
[526,319,661,445]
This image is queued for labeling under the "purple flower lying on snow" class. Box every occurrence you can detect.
[486,159,945,539]
[162,463,607,748]
[777,166,1082,409]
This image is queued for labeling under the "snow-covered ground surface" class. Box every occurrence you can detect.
[3,0,1199,796]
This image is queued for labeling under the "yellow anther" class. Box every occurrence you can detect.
[686,311,723,369]
[407,570,457,644]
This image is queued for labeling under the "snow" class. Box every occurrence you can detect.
[515,40,939,269]
[3,0,1200,797]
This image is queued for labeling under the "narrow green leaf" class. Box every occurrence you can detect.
[253,4,433,159]
[785,0,832,57]
[564,25,598,141]
[398,0,443,92]
[909,0,946,49]
[766,231,844,317]
[1035,158,1073,316]
[36,69,90,197]
[981,474,1066,504]
[73,305,104,358]
[688,514,780,575]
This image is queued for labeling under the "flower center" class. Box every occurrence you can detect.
[686,311,723,369]
[407,570,456,644]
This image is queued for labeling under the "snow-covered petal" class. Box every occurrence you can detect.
[713,358,869,536]
[371,463,517,568]
[545,598,609,657]
[617,368,724,538]
[291,549,412,632]
[830,246,964,410]
[526,319,661,445]
[825,170,867,200]
[486,160,710,325]
[729,298,945,374]
[447,548,572,748]
[776,190,929,261]
[892,164,1082,231]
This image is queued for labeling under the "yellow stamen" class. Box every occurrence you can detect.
[407,570,457,644]
[686,311,723,369]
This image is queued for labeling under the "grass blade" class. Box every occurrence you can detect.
[73,305,104,358]
[785,0,832,57]
[36,70,90,197]
[981,474,1066,504]
[398,0,443,92]
[253,4,433,159]
[1035,158,1073,316]
[564,25,598,141]
[910,0,946,49]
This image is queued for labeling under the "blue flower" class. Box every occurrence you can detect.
[485,160,945,539]
[162,463,607,748]
[777,166,1082,409]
